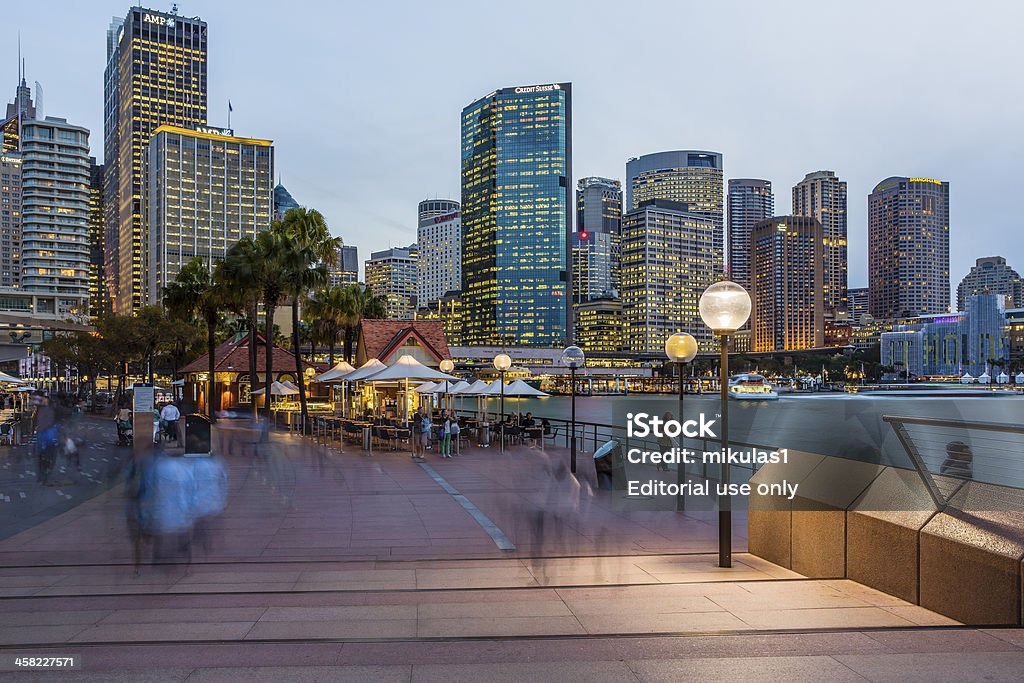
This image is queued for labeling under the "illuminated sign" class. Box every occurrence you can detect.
[909,177,942,185]
[514,84,563,94]
[195,126,233,137]
[0,155,20,165]
[432,211,460,224]
[143,13,176,28]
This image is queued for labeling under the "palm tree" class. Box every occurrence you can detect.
[164,257,227,422]
[306,286,348,365]
[278,208,339,432]
[222,237,264,417]
[339,284,387,363]
[249,228,289,423]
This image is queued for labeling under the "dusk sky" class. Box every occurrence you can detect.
[8,0,1023,289]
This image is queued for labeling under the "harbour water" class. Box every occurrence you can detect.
[461,392,1024,488]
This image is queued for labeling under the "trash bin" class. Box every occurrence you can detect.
[478,422,490,447]
[185,414,212,456]
[362,425,372,452]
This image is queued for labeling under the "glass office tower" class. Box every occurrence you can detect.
[727,178,773,295]
[105,7,208,312]
[461,83,572,347]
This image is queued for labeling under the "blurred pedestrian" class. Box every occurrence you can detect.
[941,441,973,479]
[190,455,228,556]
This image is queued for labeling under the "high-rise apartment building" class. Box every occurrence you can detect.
[868,176,950,319]
[417,199,461,307]
[366,245,418,320]
[726,178,773,294]
[88,160,106,317]
[144,125,273,302]
[19,118,91,315]
[956,256,1023,312]
[328,242,359,288]
[621,199,718,354]
[461,83,571,347]
[792,171,847,313]
[625,150,724,271]
[0,152,22,289]
[750,216,824,352]
[105,7,208,312]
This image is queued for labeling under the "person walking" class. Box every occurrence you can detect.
[160,401,181,442]
[440,414,453,458]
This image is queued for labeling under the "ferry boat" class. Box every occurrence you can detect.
[728,374,779,400]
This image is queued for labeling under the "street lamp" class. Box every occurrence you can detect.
[560,345,586,473]
[493,353,512,452]
[699,280,751,569]
[665,332,698,511]
[440,359,455,415]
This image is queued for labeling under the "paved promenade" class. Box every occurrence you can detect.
[1,423,1022,680]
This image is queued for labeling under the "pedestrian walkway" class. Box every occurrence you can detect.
[0,424,1013,680]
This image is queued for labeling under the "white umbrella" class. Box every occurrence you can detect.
[415,381,438,393]
[960,372,974,384]
[315,360,356,383]
[0,371,26,384]
[1017,372,1024,384]
[505,379,549,397]
[997,372,1009,384]
[252,381,299,396]
[460,380,491,395]
[281,380,300,391]
[340,358,387,382]
[481,379,506,395]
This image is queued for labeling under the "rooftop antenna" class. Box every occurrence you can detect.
[16,32,22,151]
[171,3,179,14]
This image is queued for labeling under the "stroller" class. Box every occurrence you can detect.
[117,418,133,447]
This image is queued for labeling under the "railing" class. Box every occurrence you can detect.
[883,414,1024,509]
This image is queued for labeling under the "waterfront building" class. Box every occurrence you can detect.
[105,6,208,313]
[792,171,847,313]
[868,176,950,319]
[848,287,870,326]
[273,181,300,221]
[574,296,624,353]
[461,83,572,347]
[417,199,461,307]
[18,117,91,316]
[365,245,418,320]
[329,242,359,288]
[956,256,1023,311]
[625,150,724,269]
[880,329,924,377]
[726,179,773,294]
[144,125,274,303]
[0,152,22,289]
[621,199,718,354]
[964,293,1009,375]
[750,216,825,352]
[88,160,106,317]
[1006,308,1024,366]
[571,229,616,303]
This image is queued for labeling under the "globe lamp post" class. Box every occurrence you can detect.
[440,359,455,414]
[560,345,586,473]
[665,332,698,512]
[493,353,512,453]
[698,280,751,569]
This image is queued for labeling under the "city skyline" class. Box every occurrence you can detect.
[3,1,1022,292]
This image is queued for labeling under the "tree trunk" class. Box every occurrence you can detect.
[264,297,276,425]
[343,327,355,363]
[329,334,336,366]
[248,304,258,419]
[292,298,310,434]
[207,316,218,424]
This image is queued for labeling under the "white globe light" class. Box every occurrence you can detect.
[665,332,698,363]
[439,359,455,373]
[699,281,751,334]
[561,345,586,369]
[493,353,512,372]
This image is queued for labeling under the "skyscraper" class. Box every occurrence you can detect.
[847,287,869,325]
[726,178,773,294]
[417,199,461,307]
[621,199,718,354]
[2,74,35,153]
[868,176,950,319]
[366,245,418,319]
[273,181,300,221]
[88,159,106,317]
[461,83,571,347]
[576,177,622,235]
[792,171,847,313]
[328,242,359,288]
[750,216,824,352]
[19,117,91,315]
[145,125,274,302]
[105,7,208,313]
[575,176,621,298]
[625,150,724,278]
[0,152,22,289]
[956,256,1023,311]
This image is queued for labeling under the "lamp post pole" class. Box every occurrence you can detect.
[499,369,505,454]
[677,361,685,511]
[718,333,731,568]
[569,365,577,473]
[665,332,697,512]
